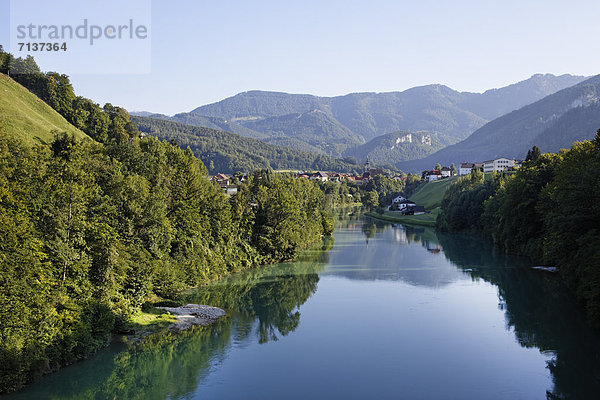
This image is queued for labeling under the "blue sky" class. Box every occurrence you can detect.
[1,0,600,115]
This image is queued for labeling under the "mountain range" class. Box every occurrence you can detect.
[398,74,600,172]
[134,73,587,162]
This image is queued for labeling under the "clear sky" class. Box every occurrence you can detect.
[1,0,600,115]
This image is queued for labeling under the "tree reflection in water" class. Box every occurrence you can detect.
[8,217,599,400]
[360,219,600,400]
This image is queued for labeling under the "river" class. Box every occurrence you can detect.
[6,214,600,399]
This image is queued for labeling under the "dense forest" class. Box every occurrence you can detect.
[0,48,337,392]
[0,130,334,393]
[133,116,364,174]
[437,136,600,326]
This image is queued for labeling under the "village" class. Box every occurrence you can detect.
[209,156,522,216]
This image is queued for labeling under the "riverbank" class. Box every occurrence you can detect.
[119,304,226,344]
[121,238,335,339]
[158,304,226,331]
[365,208,440,227]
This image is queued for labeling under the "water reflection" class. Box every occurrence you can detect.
[180,238,332,344]
[324,218,464,287]
[5,240,332,400]
[437,232,600,399]
[354,217,600,400]
[6,216,600,400]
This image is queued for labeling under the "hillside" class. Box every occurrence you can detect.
[132,116,364,174]
[0,73,88,144]
[137,112,268,140]
[459,73,587,120]
[399,75,600,172]
[343,130,444,164]
[408,176,459,209]
[532,101,600,152]
[158,74,586,164]
[188,74,586,142]
[241,110,364,157]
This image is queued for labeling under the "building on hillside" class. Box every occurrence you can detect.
[310,171,329,182]
[392,195,406,204]
[441,166,452,177]
[328,173,343,183]
[459,162,484,175]
[390,199,416,212]
[211,173,230,185]
[369,168,385,177]
[220,184,238,195]
[424,170,442,182]
[459,163,474,175]
[362,157,385,179]
[483,158,514,173]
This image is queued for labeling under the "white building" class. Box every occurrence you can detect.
[483,158,514,173]
[392,199,416,212]
[310,171,329,182]
[220,185,238,195]
[459,163,474,175]
[441,166,452,177]
[426,172,441,182]
[392,195,406,204]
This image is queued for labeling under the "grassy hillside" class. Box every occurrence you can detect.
[408,176,459,209]
[0,73,88,144]
[366,177,458,227]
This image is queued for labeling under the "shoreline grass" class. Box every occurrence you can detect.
[365,207,440,227]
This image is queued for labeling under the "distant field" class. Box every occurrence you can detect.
[0,73,88,145]
[408,176,459,209]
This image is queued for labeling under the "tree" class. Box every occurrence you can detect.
[363,190,379,210]
[525,146,541,162]
[435,163,442,172]
[450,163,457,176]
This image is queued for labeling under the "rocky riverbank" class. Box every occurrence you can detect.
[157,304,226,331]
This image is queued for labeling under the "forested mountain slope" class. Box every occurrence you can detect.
[398,75,600,171]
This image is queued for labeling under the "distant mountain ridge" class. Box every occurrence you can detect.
[398,74,600,172]
[136,73,587,164]
[344,131,444,165]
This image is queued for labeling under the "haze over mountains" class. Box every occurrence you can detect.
[129,73,600,174]
[135,74,587,165]
[399,74,600,172]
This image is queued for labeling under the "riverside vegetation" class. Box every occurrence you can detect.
[437,137,600,326]
[2,46,599,394]
[0,49,334,393]
[0,130,334,393]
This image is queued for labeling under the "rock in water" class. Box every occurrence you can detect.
[158,304,226,331]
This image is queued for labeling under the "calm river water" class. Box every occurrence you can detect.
[6,214,600,399]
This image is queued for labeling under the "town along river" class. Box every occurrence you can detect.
[6,214,600,399]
